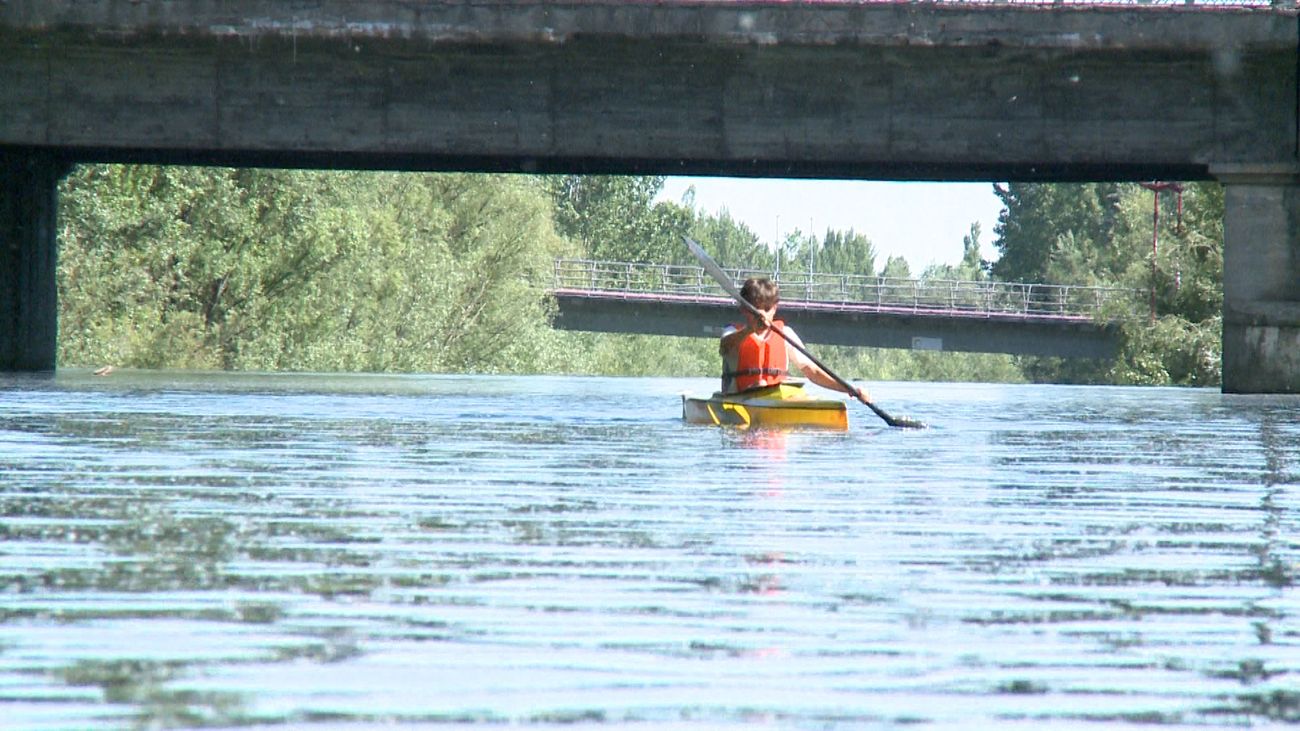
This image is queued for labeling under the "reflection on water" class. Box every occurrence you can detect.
[1,370,1297,728]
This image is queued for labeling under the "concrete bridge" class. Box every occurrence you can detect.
[1,1,1297,390]
[550,259,1141,358]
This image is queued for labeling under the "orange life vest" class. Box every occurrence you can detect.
[724,320,789,392]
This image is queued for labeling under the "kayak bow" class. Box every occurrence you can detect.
[682,382,849,430]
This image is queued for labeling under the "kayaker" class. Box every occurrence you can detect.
[719,277,872,402]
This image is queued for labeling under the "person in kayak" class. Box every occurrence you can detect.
[719,277,872,401]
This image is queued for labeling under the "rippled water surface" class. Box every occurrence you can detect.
[2,370,1298,729]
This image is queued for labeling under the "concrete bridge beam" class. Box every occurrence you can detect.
[551,293,1120,360]
[1219,167,1300,393]
[0,150,66,372]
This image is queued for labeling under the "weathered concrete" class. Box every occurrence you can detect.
[0,2,1294,179]
[553,291,1119,359]
[0,1,1297,385]
[0,151,67,371]
[1219,168,1300,393]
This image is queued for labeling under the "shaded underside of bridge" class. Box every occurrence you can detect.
[552,290,1120,359]
[2,1,1298,389]
[1,2,1294,178]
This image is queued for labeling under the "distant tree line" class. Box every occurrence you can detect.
[56,167,1222,385]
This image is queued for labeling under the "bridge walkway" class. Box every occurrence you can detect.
[549,259,1145,359]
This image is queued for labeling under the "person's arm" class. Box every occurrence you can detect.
[719,323,751,356]
[719,311,771,355]
[800,363,872,403]
[785,328,872,402]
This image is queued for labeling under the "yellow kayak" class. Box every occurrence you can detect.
[681,382,848,430]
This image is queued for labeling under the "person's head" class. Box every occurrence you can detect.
[740,277,780,311]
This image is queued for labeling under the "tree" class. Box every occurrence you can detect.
[960,222,987,280]
[990,181,1224,386]
[58,165,365,369]
[689,209,770,271]
[922,223,987,282]
[818,229,877,276]
[879,255,912,280]
[58,166,568,373]
[299,173,568,373]
[548,175,692,263]
[991,182,1126,285]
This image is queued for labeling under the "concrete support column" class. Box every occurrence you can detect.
[1217,166,1300,393]
[1,150,67,372]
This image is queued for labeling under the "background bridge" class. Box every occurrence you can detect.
[551,259,1142,358]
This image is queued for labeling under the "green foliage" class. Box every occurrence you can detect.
[688,208,771,271]
[59,166,567,372]
[923,223,986,281]
[287,173,568,373]
[548,175,693,263]
[818,229,877,276]
[879,255,912,280]
[59,166,360,369]
[764,226,877,280]
[802,345,1025,385]
[550,332,718,377]
[992,182,1128,285]
[992,181,1224,386]
[1109,315,1222,386]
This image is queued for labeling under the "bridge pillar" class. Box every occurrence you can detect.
[1,150,68,372]
[1218,166,1300,393]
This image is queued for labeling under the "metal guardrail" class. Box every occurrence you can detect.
[553,258,1147,321]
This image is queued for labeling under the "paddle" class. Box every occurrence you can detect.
[686,237,926,429]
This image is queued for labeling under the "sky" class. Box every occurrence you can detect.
[657,177,1005,273]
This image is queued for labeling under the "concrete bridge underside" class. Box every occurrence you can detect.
[1,1,1297,390]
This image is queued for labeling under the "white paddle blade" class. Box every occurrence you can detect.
[685,236,744,302]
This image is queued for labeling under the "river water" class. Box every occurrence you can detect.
[1,370,1297,729]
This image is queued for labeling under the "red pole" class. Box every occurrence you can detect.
[1140,183,1161,322]
[1138,181,1182,322]
[1175,186,1184,234]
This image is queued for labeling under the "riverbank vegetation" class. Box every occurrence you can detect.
[56,166,1221,386]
